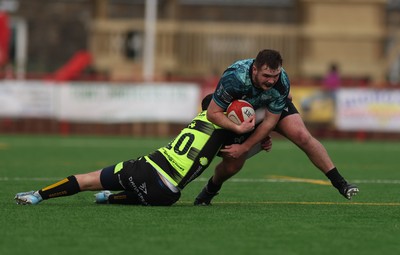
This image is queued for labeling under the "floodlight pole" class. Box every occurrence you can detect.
[15,18,27,80]
[143,0,157,82]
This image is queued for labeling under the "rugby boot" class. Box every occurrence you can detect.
[194,186,218,206]
[339,182,359,200]
[15,191,43,205]
[95,190,113,204]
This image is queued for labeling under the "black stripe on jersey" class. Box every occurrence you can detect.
[147,150,181,181]
[178,129,228,189]
[187,147,200,161]
[187,120,215,135]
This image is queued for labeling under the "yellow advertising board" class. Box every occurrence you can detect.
[290,86,335,124]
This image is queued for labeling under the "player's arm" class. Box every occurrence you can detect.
[220,110,280,158]
[207,99,255,134]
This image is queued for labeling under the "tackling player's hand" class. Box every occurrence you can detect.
[261,135,272,152]
[220,143,248,159]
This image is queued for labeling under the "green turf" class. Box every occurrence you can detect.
[1,134,400,255]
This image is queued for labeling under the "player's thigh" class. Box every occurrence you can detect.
[99,164,125,190]
[275,113,311,144]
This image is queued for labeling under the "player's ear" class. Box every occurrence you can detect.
[252,64,257,74]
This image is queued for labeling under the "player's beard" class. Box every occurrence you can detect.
[253,75,275,90]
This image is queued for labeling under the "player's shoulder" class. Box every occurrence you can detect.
[227,59,253,75]
[230,58,254,68]
[222,58,253,85]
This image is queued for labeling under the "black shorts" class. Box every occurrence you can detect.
[100,157,181,206]
[279,99,299,121]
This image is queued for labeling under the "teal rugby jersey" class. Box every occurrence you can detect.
[213,58,290,114]
[145,111,231,189]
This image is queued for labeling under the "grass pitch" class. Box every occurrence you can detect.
[1,134,400,255]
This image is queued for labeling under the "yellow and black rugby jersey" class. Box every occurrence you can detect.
[145,111,230,189]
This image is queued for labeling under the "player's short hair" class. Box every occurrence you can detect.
[201,94,213,110]
[254,49,283,70]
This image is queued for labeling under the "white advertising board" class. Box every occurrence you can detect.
[336,89,400,132]
[58,82,200,123]
[0,81,200,123]
[0,80,56,117]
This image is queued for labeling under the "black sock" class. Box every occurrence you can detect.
[206,176,222,194]
[325,168,347,189]
[38,175,81,200]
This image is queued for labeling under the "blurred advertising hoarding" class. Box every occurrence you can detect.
[290,86,335,124]
[0,81,200,123]
[336,89,400,132]
[291,86,400,132]
[58,83,200,123]
[2,81,400,132]
[0,81,56,117]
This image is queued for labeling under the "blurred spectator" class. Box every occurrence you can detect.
[301,63,341,115]
[323,63,341,92]
[323,63,341,106]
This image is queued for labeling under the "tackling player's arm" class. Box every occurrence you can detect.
[207,99,255,134]
[220,110,280,158]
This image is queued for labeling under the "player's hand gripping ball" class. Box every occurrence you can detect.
[226,100,255,125]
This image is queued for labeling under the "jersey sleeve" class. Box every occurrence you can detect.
[213,72,243,110]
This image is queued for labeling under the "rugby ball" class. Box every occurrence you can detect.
[226,100,255,125]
